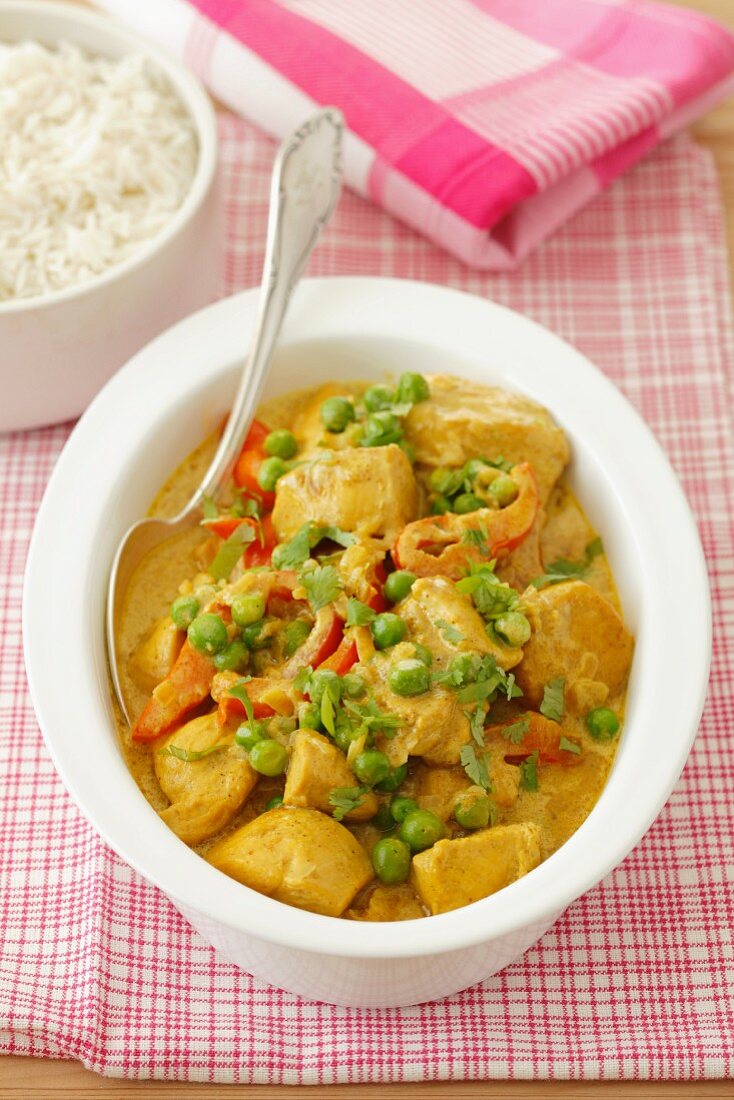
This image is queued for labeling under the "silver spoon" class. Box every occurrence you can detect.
[107,108,344,724]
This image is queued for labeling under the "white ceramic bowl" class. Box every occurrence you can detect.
[23,278,711,1007]
[0,1,222,432]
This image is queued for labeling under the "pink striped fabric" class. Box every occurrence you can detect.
[3,114,734,1083]
[95,0,734,268]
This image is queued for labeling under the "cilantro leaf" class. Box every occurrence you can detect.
[346,598,377,627]
[540,677,565,723]
[228,678,255,725]
[158,743,224,762]
[519,750,539,791]
[328,786,369,821]
[456,563,519,621]
[460,744,492,791]
[558,735,582,755]
[437,618,465,644]
[273,522,357,570]
[201,495,219,520]
[466,705,487,747]
[461,524,490,555]
[531,539,605,589]
[500,716,530,745]
[210,523,255,580]
[293,666,314,695]
[300,565,342,612]
[343,697,402,739]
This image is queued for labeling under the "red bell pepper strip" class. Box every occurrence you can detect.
[244,512,277,568]
[486,711,582,766]
[317,634,358,675]
[217,677,291,725]
[279,606,344,678]
[132,641,215,742]
[233,419,276,510]
[393,463,538,580]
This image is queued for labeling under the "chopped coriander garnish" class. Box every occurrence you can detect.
[436,618,465,644]
[158,743,224,762]
[500,715,530,745]
[346,598,377,627]
[273,522,356,569]
[519,750,539,791]
[328,786,369,821]
[343,697,402,739]
[540,677,565,723]
[461,523,490,554]
[531,539,605,589]
[228,677,255,724]
[456,563,520,622]
[559,735,582,755]
[209,523,255,581]
[201,495,219,520]
[459,743,492,791]
[467,705,487,747]
[300,564,342,612]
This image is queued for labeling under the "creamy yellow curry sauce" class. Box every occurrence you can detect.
[115,373,633,921]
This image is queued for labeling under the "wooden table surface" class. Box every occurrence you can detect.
[4,0,734,1095]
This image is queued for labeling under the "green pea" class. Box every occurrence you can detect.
[309,668,342,705]
[429,467,457,495]
[454,791,493,830]
[586,706,620,741]
[448,653,480,684]
[431,494,453,515]
[494,611,531,647]
[234,723,267,751]
[213,640,249,672]
[399,809,445,853]
[241,619,271,650]
[320,396,355,433]
[463,458,490,484]
[370,612,406,650]
[249,738,288,776]
[489,474,519,507]
[265,794,284,810]
[187,612,228,656]
[453,492,483,515]
[333,724,363,754]
[390,795,419,824]
[171,594,200,631]
[363,384,393,413]
[361,410,402,448]
[297,701,323,731]
[283,619,311,658]
[258,456,288,493]
[341,673,365,699]
[389,658,431,697]
[371,837,411,885]
[383,570,416,604]
[412,643,433,667]
[231,592,266,627]
[375,762,408,793]
[263,429,297,460]
[371,803,395,832]
[396,371,430,404]
[353,750,391,787]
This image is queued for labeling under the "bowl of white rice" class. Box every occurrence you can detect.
[0,1,221,432]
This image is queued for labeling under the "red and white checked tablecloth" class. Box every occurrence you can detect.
[1,116,733,1083]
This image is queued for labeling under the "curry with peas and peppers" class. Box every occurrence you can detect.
[115,373,633,920]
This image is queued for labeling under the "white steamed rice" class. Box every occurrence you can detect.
[0,40,198,303]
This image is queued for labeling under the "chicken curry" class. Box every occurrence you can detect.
[115,373,634,921]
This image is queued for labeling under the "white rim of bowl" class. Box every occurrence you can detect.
[23,278,712,959]
[0,0,218,315]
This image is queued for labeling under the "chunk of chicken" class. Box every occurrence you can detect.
[410,765,471,822]
[516,581,633,709]
[347,884,425,922]
[495,506,545,593]
[284,728,378,821]
[399,576,523,671]
[360,649,471,767]
[129,615,184,692]
[410,822,541,914]
[272,445,419,545]
[155,713,258,845]
[206,807,373,916]
[405,374,570,504]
